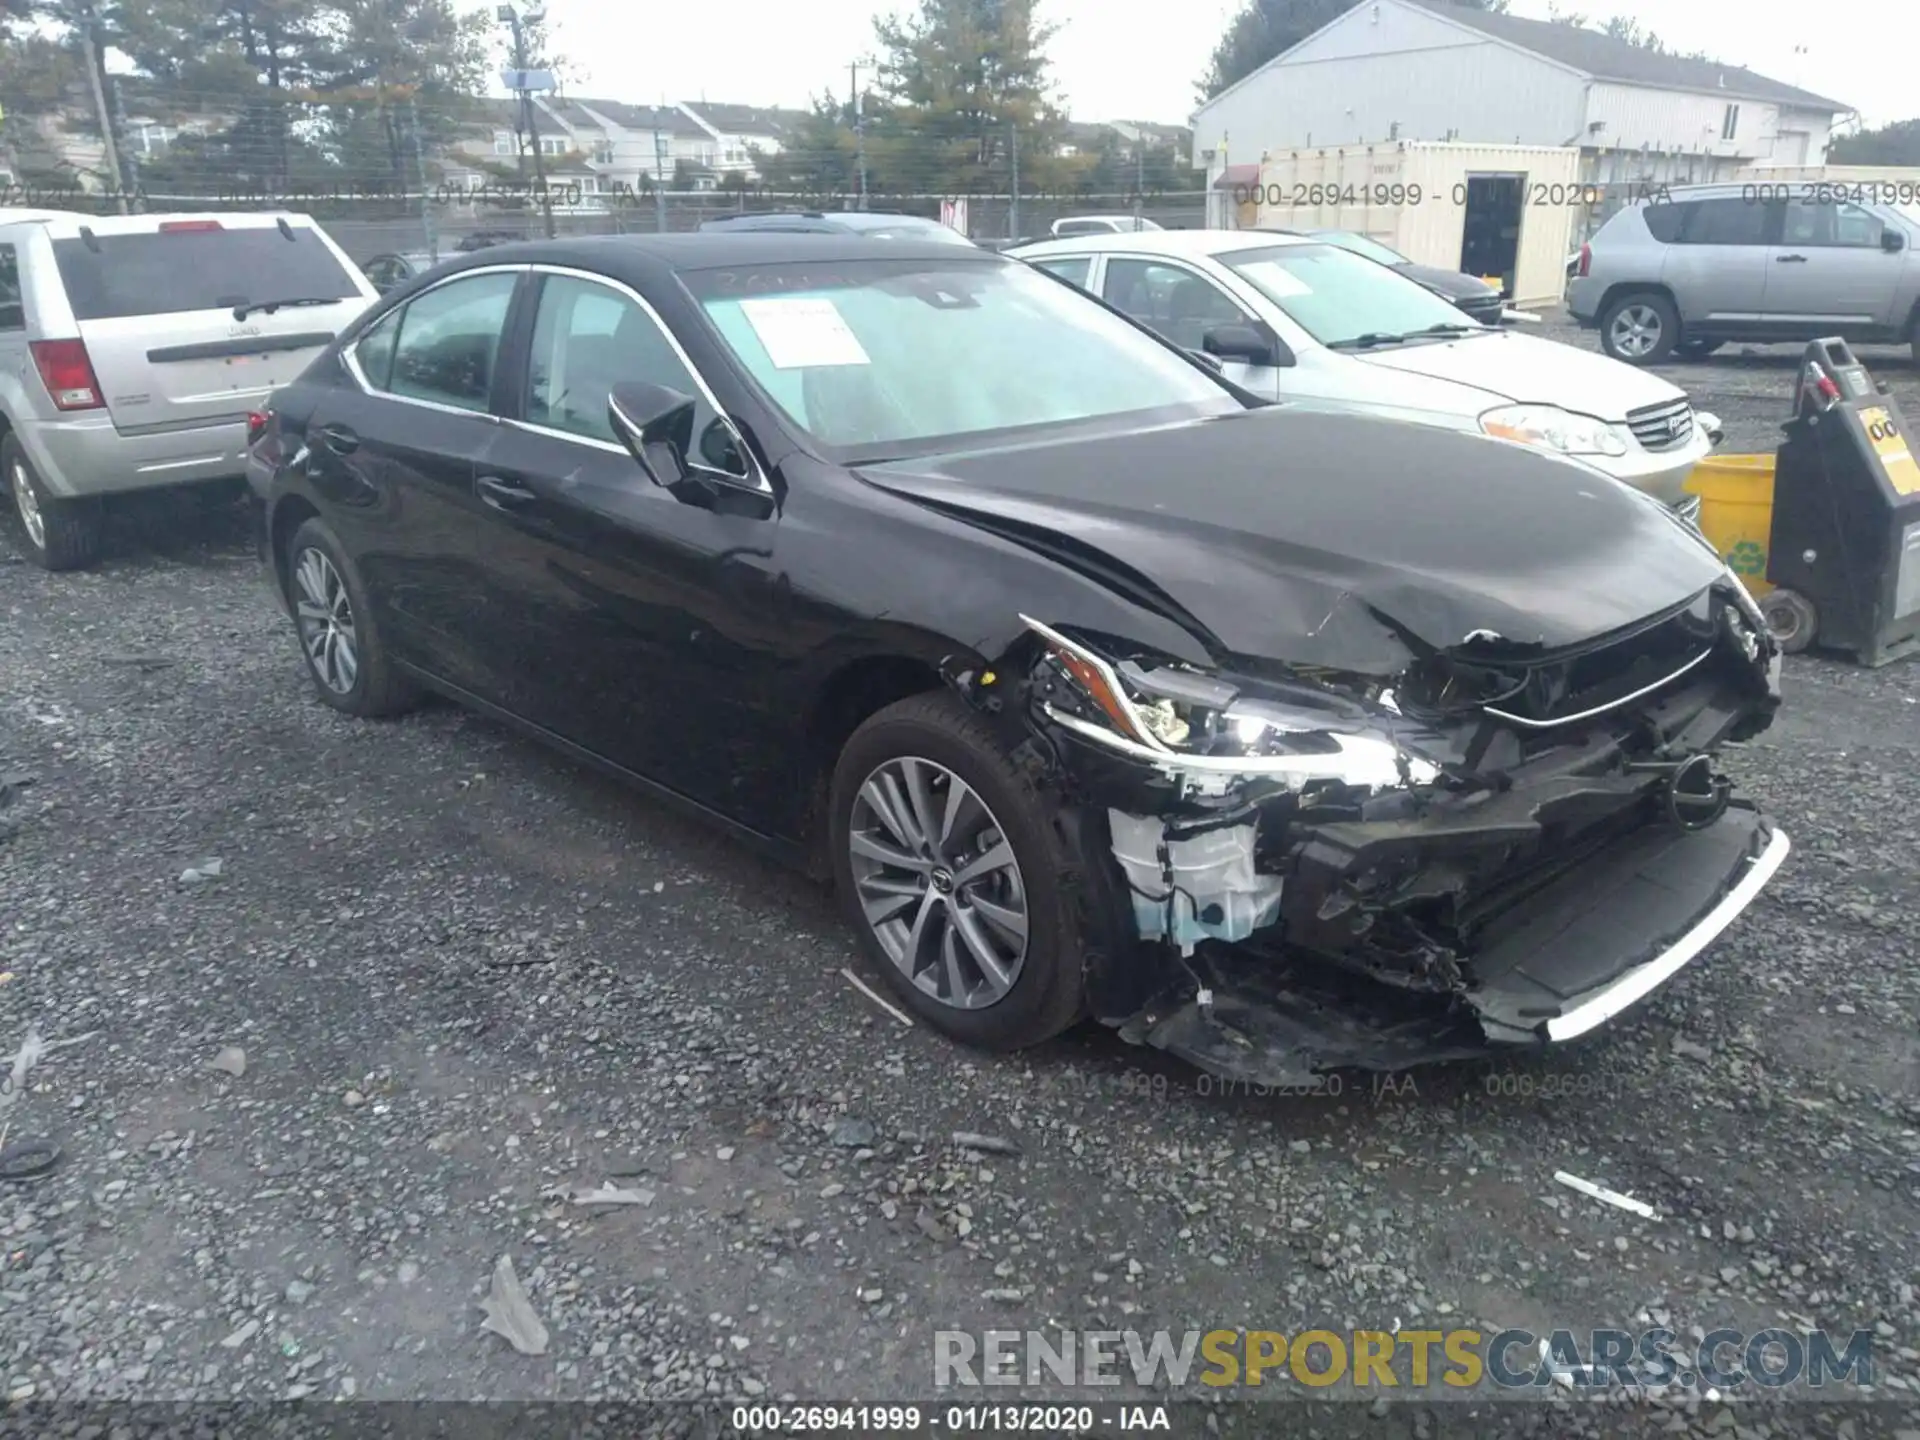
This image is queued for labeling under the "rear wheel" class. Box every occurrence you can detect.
[3,434,102,571]
[284,516,418,717]
[829,692,1095,1051]
[1600,292,1678,365]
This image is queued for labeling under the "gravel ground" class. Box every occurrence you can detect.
[3,338,1920,1437]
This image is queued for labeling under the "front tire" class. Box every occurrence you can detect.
[3,435,102,571]
[1600,291,1679,365]
[829,692,1092,1051]
[283,516,418,718]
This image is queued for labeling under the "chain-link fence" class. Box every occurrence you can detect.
[0,75,1210,265]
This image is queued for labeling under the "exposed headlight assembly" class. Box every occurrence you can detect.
[1480,404,1629,458]
[1020,616,1441,790]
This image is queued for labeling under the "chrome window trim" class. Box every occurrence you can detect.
[520,263,770,493]
[339,263,525,422]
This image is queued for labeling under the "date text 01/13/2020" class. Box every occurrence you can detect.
[729,1404,1171,1432]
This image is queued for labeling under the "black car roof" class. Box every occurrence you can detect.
[421,232,1005,286]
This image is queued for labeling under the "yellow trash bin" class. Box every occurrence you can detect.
[1684,454,1776,599]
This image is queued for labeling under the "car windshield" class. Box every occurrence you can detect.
[1311,231,1408,265]
[687,257,1243,457]
[1219,242,1486,349]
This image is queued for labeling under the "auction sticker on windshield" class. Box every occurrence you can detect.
[738,296,871,369]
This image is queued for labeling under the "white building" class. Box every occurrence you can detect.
[459,97,809,201]
[1192,0,1851,198]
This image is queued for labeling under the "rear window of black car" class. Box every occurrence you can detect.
[53,226,359,320]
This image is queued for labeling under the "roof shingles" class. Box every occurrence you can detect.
[1408,1,1847,111]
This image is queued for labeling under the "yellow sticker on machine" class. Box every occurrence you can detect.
[1860,406,1920,496]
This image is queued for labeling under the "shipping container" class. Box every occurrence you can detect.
[1250,141,1581,308]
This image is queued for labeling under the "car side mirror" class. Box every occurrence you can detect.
[608,381,696,488]
[1883,229,1907,253]
[1203,322,1292,368]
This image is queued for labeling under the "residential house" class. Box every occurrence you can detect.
[678,102,812,182]
[1190,0,1850,202]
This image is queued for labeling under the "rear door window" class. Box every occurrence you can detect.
[1678,198,1773,246]
[385,271,519,412]
[51,225,360,320]
[1032,256,1093,289]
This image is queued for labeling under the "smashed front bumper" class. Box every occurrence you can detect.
[989,585,1789,1085]
[1114,806,1787,1087]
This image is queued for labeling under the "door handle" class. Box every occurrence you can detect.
[317,423,359,454]
[1775,254,1808,263]
[477,474,538,509]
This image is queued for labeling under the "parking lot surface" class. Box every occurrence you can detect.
[2,324,1919,1435]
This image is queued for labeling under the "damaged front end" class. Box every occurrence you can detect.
[972,578,1789,1087]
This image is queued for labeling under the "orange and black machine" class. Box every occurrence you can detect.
[1760,338,1920,666]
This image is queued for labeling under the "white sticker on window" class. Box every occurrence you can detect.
[738,297,871,369]
[1237,261,1312,298]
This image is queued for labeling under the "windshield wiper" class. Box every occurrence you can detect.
[230,296,343,321]
[1325,332,1406,350]
[1327,322,1481,350]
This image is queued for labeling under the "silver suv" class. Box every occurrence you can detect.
[1569,183,1920,366]
[0,211,377,569]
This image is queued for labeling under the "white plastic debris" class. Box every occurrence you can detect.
[478,1255,549,1356]
[839,967,914,1027]
[1554,1170,1659,1219]
[570,1182,655,1207]
[210,1046,247,1078]
[179,857,224,884]
[1,1027,47,1120]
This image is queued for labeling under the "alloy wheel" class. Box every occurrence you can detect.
[847,756,1029,1010]
[9,459,45,550]
[1609,304,1663,359]
[292,546,360,695]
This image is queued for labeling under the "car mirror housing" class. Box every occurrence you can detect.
[1203,322,1292,369]
[608,381,697,488]
[1883,228,1907,254]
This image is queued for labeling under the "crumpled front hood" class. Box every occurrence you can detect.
[857,406,1727,674]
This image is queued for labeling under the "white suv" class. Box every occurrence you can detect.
[0,211,378,569]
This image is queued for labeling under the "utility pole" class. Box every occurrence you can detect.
[849,59,871,211]
[652,123,668,232]
[1133,131,1145,231]
[1007,118,1019,242]
[405,94,439,262]
[498,4,554,238]
[73,0,127,214]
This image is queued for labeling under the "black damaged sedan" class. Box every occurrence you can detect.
[246,234,1789,1086]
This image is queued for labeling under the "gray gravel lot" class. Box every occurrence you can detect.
[2,326,1920,1436]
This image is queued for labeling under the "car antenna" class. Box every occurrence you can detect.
[78,225,100,253]
[276,217,295,241]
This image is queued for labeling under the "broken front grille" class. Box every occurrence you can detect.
[1626,397,1695,451]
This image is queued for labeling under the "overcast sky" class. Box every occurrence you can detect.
[498,0,1904,132]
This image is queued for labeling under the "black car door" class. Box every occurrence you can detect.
[464,263,790,821]
[299,265,525,704]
